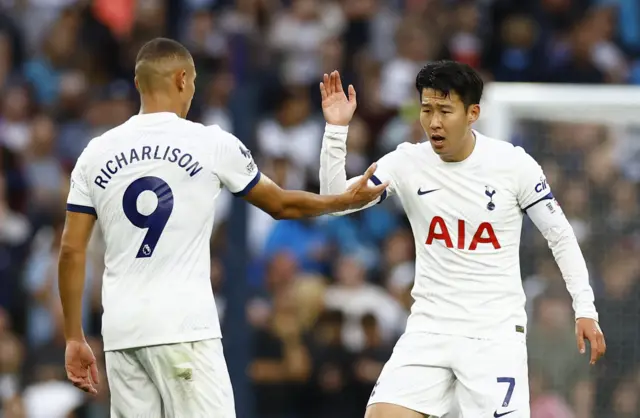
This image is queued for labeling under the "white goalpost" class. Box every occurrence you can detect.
[478,82,640,141]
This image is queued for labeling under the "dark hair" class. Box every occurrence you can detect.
[135,37,192,65]
[415,60,483,108]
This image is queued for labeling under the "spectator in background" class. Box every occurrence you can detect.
[379,22,435,108]
[257,87,323,190]
[0,308,23,413]
[24,216,95,349]
[200,68,235,131]
[528,291,594,417]
[0,84,33,154]
[530,370,576,418]
[324,255,406,352]
[546,14,605,83]
[448,1,482,69]
[352,313,393,411]
[23,114,65,231]
[485,14,546,82]
[0,173,30,315]
[305,309,357,418]
[23,8,81,107]
[268,0,345,86]
[263,219,330,277]
[250,284,311,418]
[595,243,640,415]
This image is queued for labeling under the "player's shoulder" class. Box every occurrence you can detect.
[379,141,423,165]
[181,120,240,146]
[475,131,538,169]
[166,118,216,139]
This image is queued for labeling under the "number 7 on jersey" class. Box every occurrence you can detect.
[122,176,174,258]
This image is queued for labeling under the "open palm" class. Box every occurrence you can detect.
[320,71,357,126]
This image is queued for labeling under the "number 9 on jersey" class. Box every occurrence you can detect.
[122,176,174,258]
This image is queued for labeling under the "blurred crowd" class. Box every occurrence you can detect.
[0,0,639,417]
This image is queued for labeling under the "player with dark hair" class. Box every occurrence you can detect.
[58,37,386,417]
[319,60,606,418]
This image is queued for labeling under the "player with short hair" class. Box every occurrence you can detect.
[58,37,386,418]
[318,62,606,418]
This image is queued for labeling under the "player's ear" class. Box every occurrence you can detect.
[176,70,187,92]
[467,104,480,125]
[134,76,140,93]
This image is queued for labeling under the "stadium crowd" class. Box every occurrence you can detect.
[0,0,639,417]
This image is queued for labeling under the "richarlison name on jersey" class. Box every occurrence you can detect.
[94,145,203,190]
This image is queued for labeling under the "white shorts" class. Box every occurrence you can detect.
[105,338,235,418]
[368,332,530,418]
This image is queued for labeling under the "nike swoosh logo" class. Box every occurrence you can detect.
[417,188,439,196]
[494,411,516,417]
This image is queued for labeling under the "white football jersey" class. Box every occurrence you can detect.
[66,112,260,351]
[372,131,572,340]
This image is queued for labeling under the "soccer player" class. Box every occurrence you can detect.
[57,38,386,417]
[318,63,606,418]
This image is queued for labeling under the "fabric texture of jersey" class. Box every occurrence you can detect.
[66,112,260,351]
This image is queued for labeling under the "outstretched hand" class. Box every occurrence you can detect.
[320,70,357,126]
[344,163,388,210]
[575,318,606,365]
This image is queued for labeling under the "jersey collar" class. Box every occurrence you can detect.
[127,112,179,125]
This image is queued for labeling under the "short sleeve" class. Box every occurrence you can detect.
[66,151,97,217]
[514,147,554,212]
[212,129,261,197]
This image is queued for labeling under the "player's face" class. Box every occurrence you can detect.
[419,88,479,161]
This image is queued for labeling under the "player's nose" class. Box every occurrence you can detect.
[429,115,443,129]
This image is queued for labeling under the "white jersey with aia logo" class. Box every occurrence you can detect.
[320,124,597,417]
[370,130,594,340]
[66,112,260,352]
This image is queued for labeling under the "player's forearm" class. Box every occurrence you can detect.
[276,189,351,219]
[319,124,379,216]
[549,233,598,320]
[319,123,349,195]
[58,246,87,341]
[528,205,598,320]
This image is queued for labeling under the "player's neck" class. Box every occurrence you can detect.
[443,130,476,163]
[139,95,182,117]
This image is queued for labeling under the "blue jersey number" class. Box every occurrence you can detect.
[497,377,516,407]
[122,176,174,258]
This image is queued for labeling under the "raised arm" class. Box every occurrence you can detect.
[319,71,395,216]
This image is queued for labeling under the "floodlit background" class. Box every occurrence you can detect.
[0,0,639,417]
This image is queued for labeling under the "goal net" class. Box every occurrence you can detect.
[478,83,640,417]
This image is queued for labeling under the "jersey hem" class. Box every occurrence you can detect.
[404,323,528,342]
[103,332,222,352]
[67,203,97,217]
[233,171,261,197]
